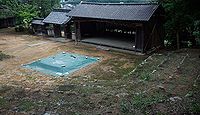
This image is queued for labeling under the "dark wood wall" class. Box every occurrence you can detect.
[78,19,137,37]
[0,17,15,29]
[32,24,47,34]
[53,24,62,37]
[64,24,72,39]
[143,6,165,52]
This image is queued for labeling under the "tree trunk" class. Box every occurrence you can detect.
[176,31,180,49]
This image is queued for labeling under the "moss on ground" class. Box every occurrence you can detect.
[0,97,9,108]
[18,100,36,112]
[0,51,11,61]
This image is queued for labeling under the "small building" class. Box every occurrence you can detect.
[0,6,15,28]
[31,18,46,35]
[43,8,72,38]
[68,2,165,53]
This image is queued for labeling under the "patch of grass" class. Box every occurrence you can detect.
[131,93,165,109]
[57,84,76,91]
[18,100,36,112]
[0,97,9,108]
[0,51,11,61]
[77,86,103,94]
[36,100,48,107]
[120,100,132,113]
[191,102,200,113]
[132,68,153,82]
[139,72,151,81]
[120,92,166,114]
[117,66,136,77]
[90,58,139,81]
[95,79,125,88]
[0,85,12,94]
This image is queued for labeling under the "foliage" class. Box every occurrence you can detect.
[0,0,60,29]
[193,20,200,45]
[191,102,200,113]
[17,4,39,28]
[159,0,200,48]
[29,0,60,17]
[0,0,39,28]
[0,8,14,19]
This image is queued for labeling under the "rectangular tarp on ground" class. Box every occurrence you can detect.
[23,52,99,76]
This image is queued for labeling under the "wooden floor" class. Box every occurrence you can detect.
[81,36,135,51]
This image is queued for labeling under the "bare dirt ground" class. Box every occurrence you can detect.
[0,28,200,115]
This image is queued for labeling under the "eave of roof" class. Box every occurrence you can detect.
[31,18,45,25]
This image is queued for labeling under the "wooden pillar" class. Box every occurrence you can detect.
[75,21,81,42]
[135,24,144,53]
[53,24,61,37]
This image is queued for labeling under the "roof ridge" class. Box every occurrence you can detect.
[33,18,44,20]
[81,2,159,6]
[53,8,71,12]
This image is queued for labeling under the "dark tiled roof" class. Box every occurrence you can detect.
[68,2,159,21]
[43,9,71,25]
[31,18,45,25]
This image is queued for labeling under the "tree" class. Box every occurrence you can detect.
[0,0,60,29]
[193,20,200,46]
[16,3,39,28]
[29,0,60,17]
[1,0,39,27]
[159,0,200,49]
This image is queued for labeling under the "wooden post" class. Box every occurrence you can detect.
[135,24,144,53]
[75,21,81,44]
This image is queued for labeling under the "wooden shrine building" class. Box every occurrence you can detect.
[0,6,15,28]
[31,18,46,35]
[68,2,165,53]
[43,9,72,38]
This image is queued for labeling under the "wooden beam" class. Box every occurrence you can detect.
[73,18,143,27]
